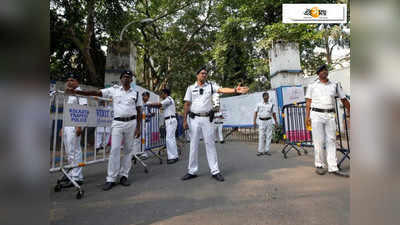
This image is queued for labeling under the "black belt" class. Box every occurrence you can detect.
[215,122,223,124]
[259,117,271,121]
[192,112,209,117]
[165,115,176,120]
[114,115,136,122]
[311,108,335,113]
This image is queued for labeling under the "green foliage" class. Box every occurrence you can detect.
[272,124,284,144]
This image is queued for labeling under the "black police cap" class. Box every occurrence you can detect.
[120,70,134,79]
[316,64,328,74]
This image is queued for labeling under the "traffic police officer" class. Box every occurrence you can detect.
[61,74,87,187]
[66,70,142,190]
[182,67,249,182]
[253,92,278,156]
[146,88,179,164]
[305,64,350,177]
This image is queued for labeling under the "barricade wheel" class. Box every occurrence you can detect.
[54,184,62,192]
[297,151,302,156]
[159,160,163,164]
[283,153,287,159]
[144,168,149,173]
[304,150,308,155]
[76,190,84,199]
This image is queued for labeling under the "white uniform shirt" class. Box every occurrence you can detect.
[101,85,142,118]
[67,87,88,105]
[255,102,275,118]
[305,79,345,109]
[184,81,220,113]
[161,96,176,118]
[214,111,224,124]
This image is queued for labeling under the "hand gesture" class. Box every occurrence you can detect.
[236,83,249,94]
[65,87,76,95]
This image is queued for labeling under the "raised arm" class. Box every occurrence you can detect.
[218,84,249,94]
[65,87,102,97]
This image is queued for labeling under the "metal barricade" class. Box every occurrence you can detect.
[280,99,350,169]
[49,91,113,199]
[281,102,311,158]
[223,125,258,142]
[140,105,166,164]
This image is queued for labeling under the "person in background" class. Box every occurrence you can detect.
[253,92,278,157]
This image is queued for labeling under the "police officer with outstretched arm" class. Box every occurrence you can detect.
[65,70,142,190]
[305,64,350,177]
[182,67,249,182]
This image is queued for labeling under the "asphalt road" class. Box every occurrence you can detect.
[50,141,349,225]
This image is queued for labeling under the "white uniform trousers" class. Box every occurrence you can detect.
[257,119,273,153]
[107,120,136,182]
[310,111,339,172]
[188,116,220,175]
[165,118,179,159]
[63,127,84,181]
[214,123,224,141]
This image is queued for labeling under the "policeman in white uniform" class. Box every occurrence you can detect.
[305,64,351,177]
[253,92,278,156]
[182,67,249,182]
[66,70,142,190]
[61,74,87,186]
[146,88,179,164]
[213,106,225,143]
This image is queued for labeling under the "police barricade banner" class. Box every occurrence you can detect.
[63,103,113,127]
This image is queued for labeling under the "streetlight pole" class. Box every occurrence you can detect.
[119,18,154,41]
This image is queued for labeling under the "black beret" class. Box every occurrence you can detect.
[316,64,328,74]
[120,70,134,79]
[196,66,207,75]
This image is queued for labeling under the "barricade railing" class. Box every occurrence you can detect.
[281,102,312,158]
[222,125,258,143]
[139,105,166,164]
[49,92,167,199]
[280,98,350,169]
[50,91,113,199]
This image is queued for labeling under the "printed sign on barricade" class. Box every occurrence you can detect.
[63,102,113,127]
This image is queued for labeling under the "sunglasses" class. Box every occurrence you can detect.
[199,88,204,95]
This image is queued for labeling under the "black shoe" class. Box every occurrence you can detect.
[102,182,116,191]
[167,158,179,164]
[315,167,327,175]
[212,173,225,182]
[220,141,225,144]
[264,152,272,156]
[120,176,131,186]
[256,152,263,156]
[181,173,197,181]
[329,171,350,178]
[215,141,218,143]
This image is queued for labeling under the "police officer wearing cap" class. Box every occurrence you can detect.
[305,64,350,177]
[60,74,87,187]
[66,70,142,190]
[253,92,278,156]
[182,67,249,182]
[147,88,179,164]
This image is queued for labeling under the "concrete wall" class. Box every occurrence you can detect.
[269,42,302,76]
[271,72,307,89]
